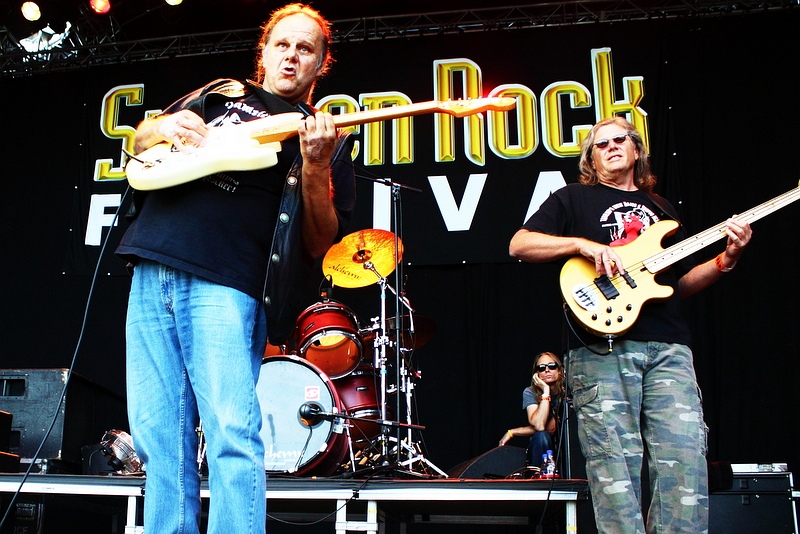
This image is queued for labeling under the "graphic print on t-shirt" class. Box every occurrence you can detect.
[201,96,271,192]
[600,201,661,247]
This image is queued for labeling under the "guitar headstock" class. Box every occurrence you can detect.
[437,97,517,117]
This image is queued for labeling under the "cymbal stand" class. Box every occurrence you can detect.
[394,339,448,477]
[361,261,391,463]
[364,261,440,474]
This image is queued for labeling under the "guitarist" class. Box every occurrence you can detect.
[509,117,752,534]
[115,4,355,534]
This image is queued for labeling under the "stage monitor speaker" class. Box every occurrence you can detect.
[0,369,127,468]
[0,410,11,451]
[448,446,527,479]
[709,471,798,533]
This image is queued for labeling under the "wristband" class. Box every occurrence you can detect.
[540,395,551,402]
[714,253,735,273]
[506,430,514,439]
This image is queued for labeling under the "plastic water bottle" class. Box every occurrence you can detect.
[541,449,558,479]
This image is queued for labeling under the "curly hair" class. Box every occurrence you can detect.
[578,117,656,193]
[252,3,334,86]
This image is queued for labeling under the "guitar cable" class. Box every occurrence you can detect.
[561,302,614,356]
[0,185,132,531]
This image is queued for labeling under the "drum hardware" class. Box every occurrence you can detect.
[393,438,448,478]
[317,171,437,477]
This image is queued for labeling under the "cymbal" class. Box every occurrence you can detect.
[322,229,403,288]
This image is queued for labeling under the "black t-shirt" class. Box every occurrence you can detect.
[117,84,354,301]
[522,183,694,346]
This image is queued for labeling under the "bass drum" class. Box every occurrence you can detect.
[256,356,349,476]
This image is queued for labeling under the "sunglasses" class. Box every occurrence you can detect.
[535,362,560,372]
[594,134,630,149]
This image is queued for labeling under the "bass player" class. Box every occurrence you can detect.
[509,116,752,533]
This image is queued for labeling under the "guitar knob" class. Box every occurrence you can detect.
[616,316,624,323]
[591,314,598,321]
[626,304,633,311]
[606,307,613,314]
[604,319,612,327]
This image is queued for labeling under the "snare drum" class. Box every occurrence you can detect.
[294,301,363,379]
[256,356,349,476]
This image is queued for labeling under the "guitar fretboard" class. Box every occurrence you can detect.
[643,186,800,273]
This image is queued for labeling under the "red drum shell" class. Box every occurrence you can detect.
[335,368,392,445]
[294,302,363,379]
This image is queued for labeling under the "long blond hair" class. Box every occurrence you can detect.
[531,351,565,398]
[578,117,656,193]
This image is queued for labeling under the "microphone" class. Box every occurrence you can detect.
[298,402,324,426]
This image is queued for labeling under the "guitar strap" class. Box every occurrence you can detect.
[647,191,682,225]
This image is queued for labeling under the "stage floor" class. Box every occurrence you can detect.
[0,473,589,533]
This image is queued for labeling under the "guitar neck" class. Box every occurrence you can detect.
[330,101,454,128]
[644,186,800,272]
[247,97,514,144]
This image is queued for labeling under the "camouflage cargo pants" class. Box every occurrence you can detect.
[568,341,708,534]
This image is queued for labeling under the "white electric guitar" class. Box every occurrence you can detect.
[124,97,517,191]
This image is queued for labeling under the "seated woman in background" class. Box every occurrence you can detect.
[499,351,565,467]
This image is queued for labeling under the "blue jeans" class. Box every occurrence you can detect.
[126,261,267,534]
[528,431,554,468]
[569,340,708,534]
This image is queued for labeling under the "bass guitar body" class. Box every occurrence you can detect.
[560,219,679,338]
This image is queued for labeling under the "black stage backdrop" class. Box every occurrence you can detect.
[1,10,799,481]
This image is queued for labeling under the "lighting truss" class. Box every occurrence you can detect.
[1,0,797,78]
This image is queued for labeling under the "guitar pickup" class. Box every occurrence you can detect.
[593,275,619,300]
[621,272,637,288]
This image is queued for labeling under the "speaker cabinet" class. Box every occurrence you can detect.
[709,470,798,533]
[0,410,11,451]
[0,369,127,468]
[448,446,527,479]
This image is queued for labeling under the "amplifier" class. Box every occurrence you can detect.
[709,463,798,534]
[0,410,10,451]
[0,369,127,468]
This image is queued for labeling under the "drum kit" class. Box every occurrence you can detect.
[254,228,446,478]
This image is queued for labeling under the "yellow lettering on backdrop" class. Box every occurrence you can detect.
[94,84,145,182]
[487,85,536,160]
[433,59,485,166]
[592,48,649,151]
[541,81,593,158]
[316,94,361,161]
[360,93,414,166]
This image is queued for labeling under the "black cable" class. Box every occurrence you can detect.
[0,185,131,530]
[265,464,378,526]
[561,302,612,356]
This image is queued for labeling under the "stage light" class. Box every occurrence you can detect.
[90,0,111,14]
[21,2,41,21]
[165,0,183,5]
[100,430,144,474]
[20,22,73,53]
